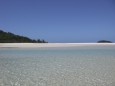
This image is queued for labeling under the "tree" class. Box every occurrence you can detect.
[0,30,47,43]
[97,40,112,43]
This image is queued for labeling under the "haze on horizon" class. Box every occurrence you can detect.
[0,0,115,43]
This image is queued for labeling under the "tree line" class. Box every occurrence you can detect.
[0,30,48,43]
[97,40,112,43]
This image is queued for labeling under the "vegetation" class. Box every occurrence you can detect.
[97,40,112,43]
[0,30,48,43]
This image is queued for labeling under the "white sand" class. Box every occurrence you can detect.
[0,43,115,48]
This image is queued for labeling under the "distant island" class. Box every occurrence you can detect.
[97,40,112,43]
[0,30,48,43]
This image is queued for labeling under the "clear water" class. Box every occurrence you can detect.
[0,45,115,86]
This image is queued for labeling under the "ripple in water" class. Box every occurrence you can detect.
[0,46,115,86]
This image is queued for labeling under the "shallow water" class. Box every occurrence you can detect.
[0,45,115,86]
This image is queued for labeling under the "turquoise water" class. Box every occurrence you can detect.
[0,45,115,86]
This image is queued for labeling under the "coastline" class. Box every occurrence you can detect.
[0,43,115,48]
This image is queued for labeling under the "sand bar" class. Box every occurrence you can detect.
[0,43,115,48]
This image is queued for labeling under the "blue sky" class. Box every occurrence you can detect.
[0,0,115,43]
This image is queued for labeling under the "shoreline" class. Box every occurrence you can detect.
[0,43,115,48]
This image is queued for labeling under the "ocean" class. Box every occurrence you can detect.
[0,45,115,86]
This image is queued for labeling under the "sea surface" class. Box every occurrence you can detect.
[0,45,115,86]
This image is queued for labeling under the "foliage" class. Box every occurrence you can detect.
[0,30,48,43]
[97,40,112,43]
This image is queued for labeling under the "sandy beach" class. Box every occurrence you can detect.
[0,43,115,48]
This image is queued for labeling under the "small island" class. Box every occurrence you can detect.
[0,30,47,43]
[97,40,112,43]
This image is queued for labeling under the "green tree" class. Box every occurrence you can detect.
[0,30,47,43]
[97,40,112,43]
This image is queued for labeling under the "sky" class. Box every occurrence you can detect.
[0,0,115,43]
